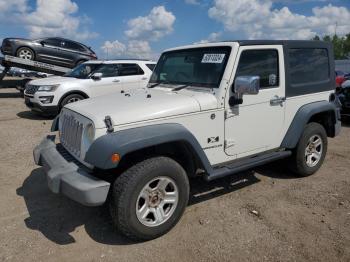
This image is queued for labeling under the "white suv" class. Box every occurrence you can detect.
[34,41,340,240]
[24,60,156,115]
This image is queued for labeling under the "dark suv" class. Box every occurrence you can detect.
[1,37,97,68]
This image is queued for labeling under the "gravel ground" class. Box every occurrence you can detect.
[0,85,349,262]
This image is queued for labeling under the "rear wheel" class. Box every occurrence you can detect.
[60,93,85,107]
[16,47,35,60]
[109,156,189,241]
[289,122,328,177]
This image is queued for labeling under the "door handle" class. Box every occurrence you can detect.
[270,95,286,106]
[141,77,148,80]
[112,79,120,83]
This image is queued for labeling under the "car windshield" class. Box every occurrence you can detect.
[64,63,101,79]
[150,47,231,88]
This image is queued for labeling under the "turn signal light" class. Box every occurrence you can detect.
[111,153,121,163]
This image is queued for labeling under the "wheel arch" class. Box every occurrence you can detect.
[281,101,338,149]
[58,90,89,108]
[16,46,36,58]
[85,123,212,177]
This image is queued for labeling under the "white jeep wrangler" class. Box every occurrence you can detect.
[34,40,341,240]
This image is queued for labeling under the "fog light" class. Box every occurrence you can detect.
[39,96,54,104]
[111,153,121,163]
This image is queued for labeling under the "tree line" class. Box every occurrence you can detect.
[313,34,350,60]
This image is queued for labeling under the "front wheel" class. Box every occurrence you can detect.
[109,157,189,241]
[16,47,35,60]
[289,122,328,177]
[60,93,85,107]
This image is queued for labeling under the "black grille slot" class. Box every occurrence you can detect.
[56,143,90,172]
[25,85,39,95]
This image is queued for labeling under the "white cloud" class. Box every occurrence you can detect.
[125,6,175,41]
[0,0,27,13]
[208,0,350,40]
[23,0,98,41]
[194,32,222,44]
[185,0,200,5]
[0,0,97,41]
[102,5,175,60]
[101,40,126,57]
[101,40,154,59]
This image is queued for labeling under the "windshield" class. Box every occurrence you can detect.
[64,63,101,79]
[150,47,231,88]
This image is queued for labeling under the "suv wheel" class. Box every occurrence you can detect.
[109,157,189,241]
[289,122,328,177]
[17,47,35,60]
[60,94,85,107]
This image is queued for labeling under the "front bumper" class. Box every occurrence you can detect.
[24,95,60,115]
[33,135,110,206]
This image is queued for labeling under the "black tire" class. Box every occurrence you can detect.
[60,93,85,107]
[289,122,328,177]
[16,47,35,60]
[109,156,190,241]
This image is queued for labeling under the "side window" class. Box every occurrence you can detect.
[43,38,61,47]
[64,41,86,52]
[146,64,156,71]
[289,48,329,85]
[94,64,120,78]
[236,49,279,89]
[118,64,144,76]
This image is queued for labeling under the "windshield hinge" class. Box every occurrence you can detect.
[224,139,235,149]
[225,110,236,119]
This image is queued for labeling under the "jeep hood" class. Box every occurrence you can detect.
[65,88,218,129]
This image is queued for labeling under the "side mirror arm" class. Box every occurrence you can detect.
[229,96,243,107]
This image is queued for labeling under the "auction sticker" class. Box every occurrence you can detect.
[201,54,225,63]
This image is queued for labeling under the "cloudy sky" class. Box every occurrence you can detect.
[0,0,349,59]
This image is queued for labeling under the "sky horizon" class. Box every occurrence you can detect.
[0,0,349,60]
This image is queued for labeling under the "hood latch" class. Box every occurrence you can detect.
[104,116,114,133]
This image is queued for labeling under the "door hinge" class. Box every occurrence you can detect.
[224,139,235,149]
[225,110,236,119]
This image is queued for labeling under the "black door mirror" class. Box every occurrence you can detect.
[40,41,45,46]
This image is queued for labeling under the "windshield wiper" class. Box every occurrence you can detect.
[172,84,192,91]
[148,81,172,88]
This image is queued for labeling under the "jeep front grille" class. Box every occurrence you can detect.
[25,85,40,95]
[60,114,84,157]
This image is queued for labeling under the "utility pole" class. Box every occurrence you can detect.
[335,22,338,36]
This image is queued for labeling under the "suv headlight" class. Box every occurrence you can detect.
[37,84,59,92]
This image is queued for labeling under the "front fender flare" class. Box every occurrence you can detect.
[84,123,212,171]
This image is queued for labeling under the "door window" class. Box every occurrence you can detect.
[63,41,86,52]
[93,64,120,78]
[236,49,279,89]
[118,64,144,76]
[146,64,156,71]
[42,38,61,47]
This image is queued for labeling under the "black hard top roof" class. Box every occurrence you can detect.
[226,40,332,48]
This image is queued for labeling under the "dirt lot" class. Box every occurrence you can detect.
[0,84,349,262]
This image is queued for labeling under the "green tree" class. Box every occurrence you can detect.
[312,33,350,59]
